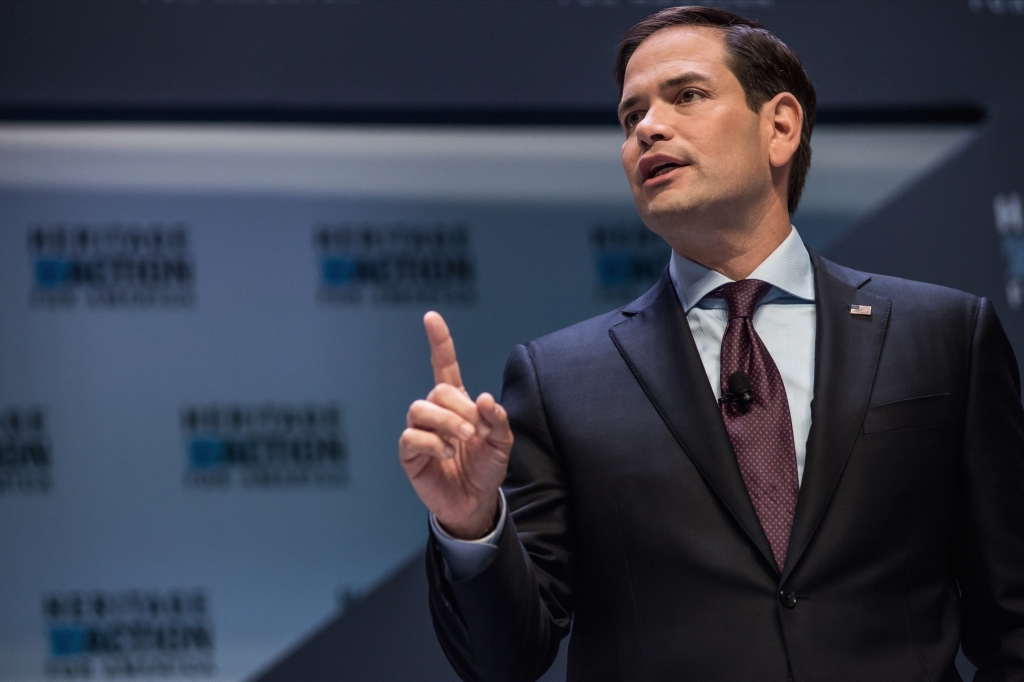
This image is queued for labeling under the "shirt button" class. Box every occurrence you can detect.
[779,590,797,609]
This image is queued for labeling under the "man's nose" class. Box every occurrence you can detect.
[635,103,674,147]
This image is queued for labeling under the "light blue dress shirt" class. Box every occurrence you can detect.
[432,227,817,580]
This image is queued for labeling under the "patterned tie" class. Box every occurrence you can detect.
[707,279,799,571]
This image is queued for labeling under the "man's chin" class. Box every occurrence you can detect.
[636,195,701,228]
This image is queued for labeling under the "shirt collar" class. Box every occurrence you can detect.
[668,226,815,313]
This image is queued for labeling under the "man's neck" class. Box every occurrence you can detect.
[665,204,793,281]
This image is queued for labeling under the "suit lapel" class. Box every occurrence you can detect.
[610,273,779,573]
[782,252,890,580]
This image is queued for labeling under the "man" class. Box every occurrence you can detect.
[398,7,1024,682]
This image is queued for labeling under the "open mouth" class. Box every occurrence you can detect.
[638,153,689,184]
[648,162,682,179]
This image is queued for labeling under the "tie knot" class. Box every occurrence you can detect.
[707,279,772,319]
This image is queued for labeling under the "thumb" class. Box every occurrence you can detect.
[476,392,513,450]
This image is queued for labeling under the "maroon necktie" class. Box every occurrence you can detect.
[708,279,799,571]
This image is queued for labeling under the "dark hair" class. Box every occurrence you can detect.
[615,6,817,213]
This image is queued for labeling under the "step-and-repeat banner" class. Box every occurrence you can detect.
[0,183,666,680]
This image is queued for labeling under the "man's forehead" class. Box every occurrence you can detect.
[622,25,729,87]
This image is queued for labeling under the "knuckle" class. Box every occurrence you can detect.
[410,399,433,417]
[429,384,461,407]
[399,428,417,448]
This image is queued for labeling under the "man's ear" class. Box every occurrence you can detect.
[766,91,802,170]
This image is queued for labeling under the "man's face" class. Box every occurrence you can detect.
[618,27,772,239]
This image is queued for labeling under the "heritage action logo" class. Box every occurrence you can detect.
[42,589,214,679]
[994,192,1024,309]
[28,223,195,308]
[314,222,476,305]
[0,406,52,495]
[182,403,347,489]
[590,223,670,301]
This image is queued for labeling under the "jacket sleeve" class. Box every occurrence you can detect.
[955,297,1024,678]
[426,343,574,682]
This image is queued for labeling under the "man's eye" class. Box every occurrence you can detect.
[680,90,701,103]
[624,112,643,129]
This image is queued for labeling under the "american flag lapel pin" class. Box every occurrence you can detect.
[850,304,872,316]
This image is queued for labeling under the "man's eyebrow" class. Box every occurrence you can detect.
[617,71,714,118]
[662,72,713,91]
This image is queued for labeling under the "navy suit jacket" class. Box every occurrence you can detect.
[427,251,1024,682]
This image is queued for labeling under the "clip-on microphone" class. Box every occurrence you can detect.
[719,370,754,408]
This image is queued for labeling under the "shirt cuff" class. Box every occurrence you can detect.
[429,489,507,582]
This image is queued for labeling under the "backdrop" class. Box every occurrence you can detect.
[0,2,1022,681]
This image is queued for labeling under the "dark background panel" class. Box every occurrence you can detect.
[0,1,1021,121]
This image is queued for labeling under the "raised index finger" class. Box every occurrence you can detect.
[424,311,464,389]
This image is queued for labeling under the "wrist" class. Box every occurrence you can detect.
[437,495,501,540]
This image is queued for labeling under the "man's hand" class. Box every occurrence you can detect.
[399,312,514,540]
